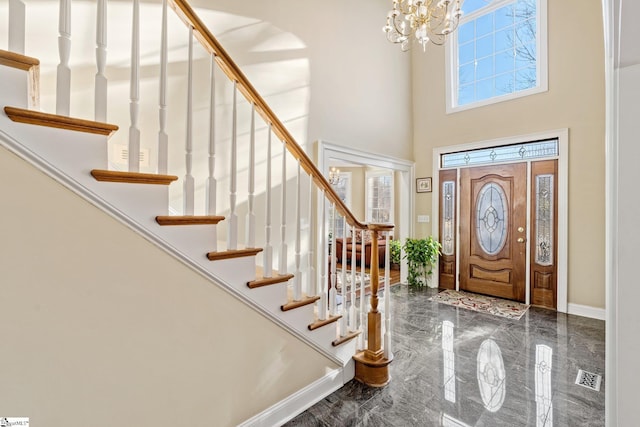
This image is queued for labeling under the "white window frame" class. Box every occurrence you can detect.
[365,170,394,225]
[445,0,548,114]
[330,172,352,238]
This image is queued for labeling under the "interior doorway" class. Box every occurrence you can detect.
[432,130,568,312]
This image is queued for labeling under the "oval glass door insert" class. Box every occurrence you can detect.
[476,182,508,255]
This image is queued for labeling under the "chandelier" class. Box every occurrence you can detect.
[328,167,342,185]
[383,0,463,51]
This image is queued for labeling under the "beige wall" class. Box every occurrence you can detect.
[411,0,605,308]
[0,146,338,426]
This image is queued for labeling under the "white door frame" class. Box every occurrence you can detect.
[317,140,415,283]
[431,129,569,313]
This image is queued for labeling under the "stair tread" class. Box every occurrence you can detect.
[4,106,118,136]
[281,295,320,312]
[207,247,263,261]
[308,314,341,331]
[156,215,225,226]
[91,169,178,185]
[248,273,294,289]
[0,49,39,71]
[332,330,361,347]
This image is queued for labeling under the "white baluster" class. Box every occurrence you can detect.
[279,144,287,274]
[307,175,316,297]
[206,54,217,251]
[227,81,238,249]
[183,26,195,215]
[384,231,392,359]
[293,162,302,301]
[157,0,169,174]
[263,125,273,277]
[318,193,327,321]
[246,105,256,248]
[8,0,25,54]
[94,0,107,122]
[339,216,348,336]
[359,229,368,349]
[56,0,71,116]
[329,204,337,316]
[128,0,140,172]
[349,225,357,332]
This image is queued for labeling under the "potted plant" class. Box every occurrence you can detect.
[389,239,402,270]
[403,236,442,287]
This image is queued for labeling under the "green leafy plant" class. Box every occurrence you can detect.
[403,236,442,287]
[389,239,402,266]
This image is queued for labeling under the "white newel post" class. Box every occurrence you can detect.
[157,0,169,175]
[246,105,256,248]
[183,26,195,215]
[384,231,392,359]
[128,0,140,172]
[293,162,302,300]
[9,0,26,55]
[206,54,218,250]
[227,81,238,250]
[56,0,71,116]
[279,144,287,274]
[94,0,107,122]
[349,225,357,332]
[263,125,273,277]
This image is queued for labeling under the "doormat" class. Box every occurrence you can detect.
[429,289,530,320]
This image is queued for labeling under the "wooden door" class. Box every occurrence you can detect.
[460,163,527,302]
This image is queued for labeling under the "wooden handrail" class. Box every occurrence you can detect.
[169,0,393,234]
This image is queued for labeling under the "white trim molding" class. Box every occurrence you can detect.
[567,303,606,321]
[238,366,346,427]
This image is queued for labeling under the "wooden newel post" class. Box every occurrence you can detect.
[353,224,394,387]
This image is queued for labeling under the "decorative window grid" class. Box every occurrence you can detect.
[441,138,558,168]
[442,181,456,256]
[476,182,508,256]
[535,174,553,266]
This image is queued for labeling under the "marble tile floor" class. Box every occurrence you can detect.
[285,285,605,427]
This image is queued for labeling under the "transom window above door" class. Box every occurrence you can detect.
[446,0,548,113]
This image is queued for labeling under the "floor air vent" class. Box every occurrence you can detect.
[575,369,602,391]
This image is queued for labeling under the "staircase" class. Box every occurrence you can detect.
[0,0,394,424]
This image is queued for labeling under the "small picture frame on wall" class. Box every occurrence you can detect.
[416,177,432,193]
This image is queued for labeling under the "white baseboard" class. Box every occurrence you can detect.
[238,366,346,427]
[567,303,606,320]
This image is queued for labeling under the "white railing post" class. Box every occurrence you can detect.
[183,26,195,215]
[206,53,218,250]
[349,225,357,332]
[293,161,302,301]
[246,105,256,248]
[318,193,327,321]
[128,0,140,172]
[227,81,238,249]
[307,176,316,297]
[339,215,348,336]
[8,0,26,54]
[94,0,107,122]
[279,144,288,274]
[157,0,169,175]
[329,204,337,316]
[56,0,71,116]
[263,125,273,277]
[384,231,392,359]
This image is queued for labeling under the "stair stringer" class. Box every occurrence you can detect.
[0,67,358,371]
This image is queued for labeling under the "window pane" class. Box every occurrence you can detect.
[458,21,475,44]
[463,0,493,15]
[476,78,493,100]
[459,84,475,105]
[495,27,513,52]
[460,63,475,85]
[495,72,515,95]
[495,4,515,29]
[516,18,536,43]
[516,42,536,67]
[495,50,514,74]
[459,41,475,65]
[476,13,494,37]
[476,34,494,58]
[516,66,536,90]
[476,56,494,80]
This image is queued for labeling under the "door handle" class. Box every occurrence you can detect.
[517,237,525,243]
